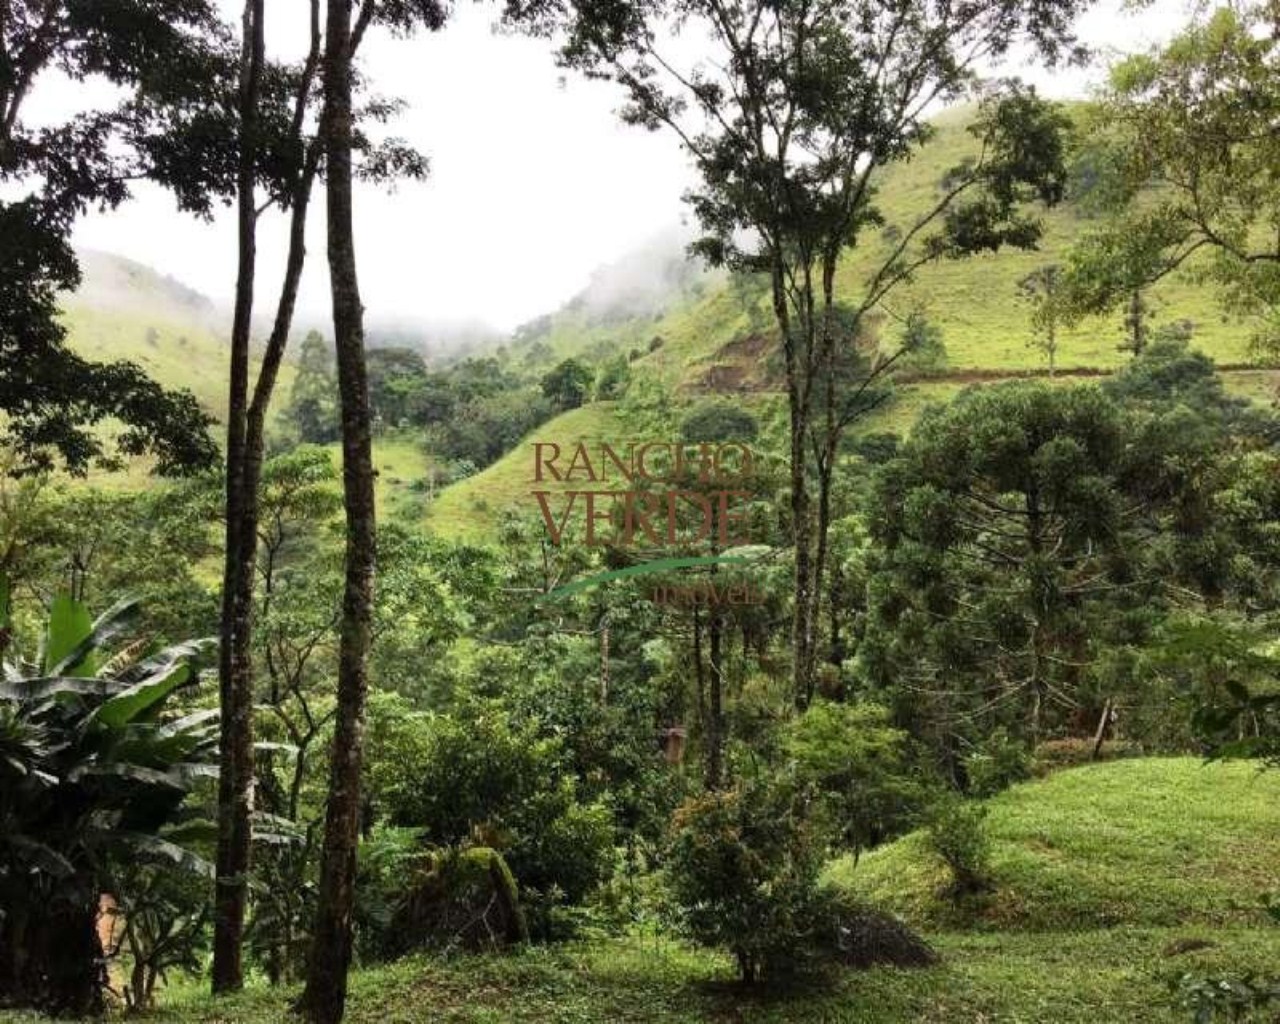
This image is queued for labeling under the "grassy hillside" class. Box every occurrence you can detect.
[61,250,296,425]
[425,403,624,543]
[828,758,1280,932]
[431,103,1278,542]
[6,757,1277,1024]
[523,106,1261,392]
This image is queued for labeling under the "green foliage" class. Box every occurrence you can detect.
[895,314,948,374]
[679,401,760,444]
[1170,971,1280,1024]
[0,592,215,1015]
[594,355,632,400]
[540,358,594,412]
[364,698,614,934]
[284,331,341,444]
[0,0,223,477]
[783,701,926,857]
[964,728,1033,798]
[395,847,528,955]
[924,796,992,901]
[107,864,211,1012]
[1056,3,1280,356]
[665,781,826,984]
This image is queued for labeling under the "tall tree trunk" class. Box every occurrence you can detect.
[706,608,724,789]
[214,1,322,990]
[213,0,264,993]
[773,263,818,711]
[300,1,377,1018]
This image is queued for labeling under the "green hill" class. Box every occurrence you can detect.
[61,250,295,425]
[426,403,625,542]
[524,106,1261,389]
[435,103,1280,543]
[827,758,1280,932]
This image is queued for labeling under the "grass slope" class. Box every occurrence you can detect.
[527,105,1261,390]
[3,929,1274,1024]
[425,403,624,543]
[61,251,298,425]
[828,758,1280,932]
[5,757,1278,1024]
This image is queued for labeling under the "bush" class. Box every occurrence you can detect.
[595,355,632,400]
[783,701,928,856]
[357,832,527,958]
[924,795,993,901]
[680,400,760,444]
[896,313,947,373]
[665,780,832,984]
[965,727,1033,797]
[363,702,615,936]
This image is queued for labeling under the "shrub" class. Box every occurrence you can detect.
[965,727,1033,797]
[595,355,633,400]
[783,701,927,856]
[924,795,993,901]
[356,831,527,958]
[895,313,947,373]
[664,780,832,984]
[363,702,614,937]
[680,400,760,444]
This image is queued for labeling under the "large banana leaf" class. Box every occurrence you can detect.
[112,831,214,879]
[0,676,128,703]
[43,595,142,678]
[41,594,95,677]
[91,661,191,730]
[5,835,75,878]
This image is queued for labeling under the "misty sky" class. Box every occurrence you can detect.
[30,0,1188,334]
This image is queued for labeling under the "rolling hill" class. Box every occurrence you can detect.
[60,250,285,424]
[827,758,1280,932]
[431,104,1280,543]
[517,106,1263,390]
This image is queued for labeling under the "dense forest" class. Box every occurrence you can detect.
[1,0,1279,1022]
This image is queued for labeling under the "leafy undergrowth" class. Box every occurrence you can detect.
[3,757,1278,1023]
[827,758,1280,931]
[3,929,1279,1023]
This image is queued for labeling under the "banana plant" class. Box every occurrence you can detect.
[0,586,217,1016]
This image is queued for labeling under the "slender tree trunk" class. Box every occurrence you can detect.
[213,0,264,992]
[300,1,377,1018]
[692,606,706,730]
[706,608,724,789]
[773,263,818,711]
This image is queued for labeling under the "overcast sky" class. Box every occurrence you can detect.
[30,0,1189,334]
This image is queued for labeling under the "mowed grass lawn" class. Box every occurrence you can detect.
[1,927,1269,1024]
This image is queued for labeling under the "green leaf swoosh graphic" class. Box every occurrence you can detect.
[536,554,755,604]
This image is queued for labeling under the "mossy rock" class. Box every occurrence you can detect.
[388,846,528,954]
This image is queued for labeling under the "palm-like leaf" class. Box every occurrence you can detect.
[0,586,219,1007]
